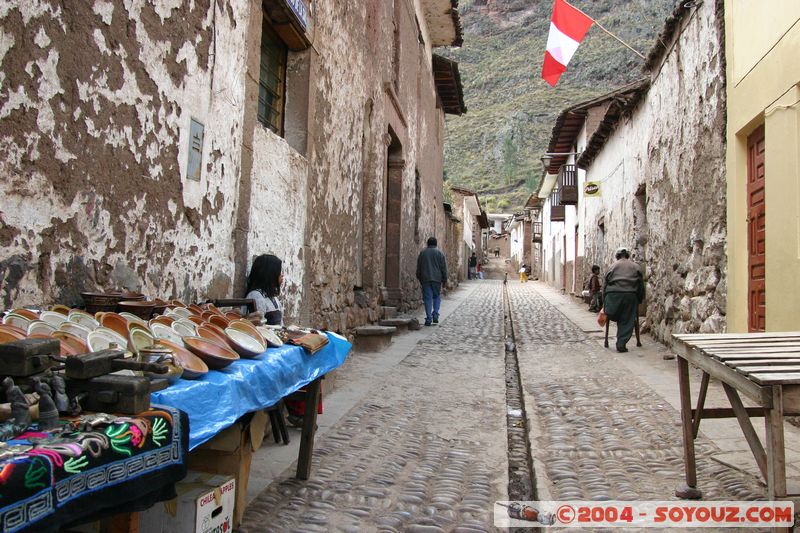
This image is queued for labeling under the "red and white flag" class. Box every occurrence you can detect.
[541,0,594,87]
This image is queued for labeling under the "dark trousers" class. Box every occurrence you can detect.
[603,292,638,350]
[421,281,442,323]
[588,292,602,312]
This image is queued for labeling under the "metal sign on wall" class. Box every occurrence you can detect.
[285,0,308,30]
[583,181,601,197]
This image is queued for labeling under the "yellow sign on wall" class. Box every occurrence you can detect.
[584,181,601,197]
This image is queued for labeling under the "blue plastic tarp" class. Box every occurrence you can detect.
[150,332,351,450]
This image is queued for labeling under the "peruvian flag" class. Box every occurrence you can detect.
[541,0,594,86]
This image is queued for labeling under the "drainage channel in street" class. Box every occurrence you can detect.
[502,280,537,507]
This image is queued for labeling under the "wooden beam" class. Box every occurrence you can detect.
[722,383,768,480]
[765,385,787,499]
[692,372,710,438]
[677,357,699,489]
[671,341,772,407]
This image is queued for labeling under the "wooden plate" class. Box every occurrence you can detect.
[158,339,209,379]
[182,336,239,370]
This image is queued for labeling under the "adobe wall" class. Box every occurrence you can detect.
[0,1,248,307]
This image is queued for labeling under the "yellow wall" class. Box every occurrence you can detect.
[725,2,800,332]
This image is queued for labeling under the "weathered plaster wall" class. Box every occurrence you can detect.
[247,127,308,322]
[0,0,249,307]
[302,0,450,330]
[582,0,726,342]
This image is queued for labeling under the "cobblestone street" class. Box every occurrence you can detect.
[241,282,509,532]
[242,280,780,532]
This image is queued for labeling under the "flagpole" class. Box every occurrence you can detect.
[570,3,646,59]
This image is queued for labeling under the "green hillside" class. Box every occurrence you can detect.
[443,0,676,212]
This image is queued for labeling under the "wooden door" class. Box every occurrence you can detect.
[747,125,766,332]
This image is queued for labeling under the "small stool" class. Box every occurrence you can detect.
[266,400,290,445]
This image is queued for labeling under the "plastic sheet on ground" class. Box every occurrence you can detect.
[151,332,351,450]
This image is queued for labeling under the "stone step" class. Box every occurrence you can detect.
[378,316,418,333]
[380,306,398,319]
[352,325,396,352]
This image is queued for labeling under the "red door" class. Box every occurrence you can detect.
[747,125,766,332]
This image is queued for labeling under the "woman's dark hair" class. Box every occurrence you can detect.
[246,254,282,298]
[591,264,600,274]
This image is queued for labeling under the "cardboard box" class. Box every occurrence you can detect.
[186,410,267,529]
[137,473,235,533]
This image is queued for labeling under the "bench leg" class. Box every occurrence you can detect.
[765,385,787,500]
[676,356,702,499]
[295,378,321,480]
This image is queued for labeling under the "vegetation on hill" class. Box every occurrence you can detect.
[443,0,675,213]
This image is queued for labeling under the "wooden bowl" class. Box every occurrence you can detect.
[50,304,70,315]
[118,300,157,320]
[0,325,27,343]
[196,324,230,348]
[151,299,169,316]
[182,336,239,370]
[159,339,208,379]
[150,315,175,327]
[80,292,122,313]
[208,314,231,328]
[11,308,39,321]
[100,312,129,339]
[52,330,89,355]
[187,315,205,326]
[227,320,267,348]
[187,304,204,316]
[224,327,266,358]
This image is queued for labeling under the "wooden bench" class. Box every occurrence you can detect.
[671,331,800,505]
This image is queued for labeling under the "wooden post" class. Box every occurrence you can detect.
[675,356,702,499]
[296,378,321,480]
[722,383,768,479]
[765,385,787,499]
[692,371,710,438]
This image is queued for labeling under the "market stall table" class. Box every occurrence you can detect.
[672,331,800,501]
[151,331,351,478]
[0,405,188,533]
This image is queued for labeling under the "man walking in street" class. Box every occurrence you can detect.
[603,247,645,353]
[416,237,448,326]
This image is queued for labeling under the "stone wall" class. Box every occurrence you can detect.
[582,0,727,342]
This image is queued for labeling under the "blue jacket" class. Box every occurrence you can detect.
[416,245,448,283]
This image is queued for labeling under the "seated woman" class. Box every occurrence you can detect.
[245,254,284,326]
[245,254,313,427]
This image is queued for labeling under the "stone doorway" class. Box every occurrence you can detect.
[384,130,403,306]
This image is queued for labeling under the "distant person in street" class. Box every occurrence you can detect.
[494,247,500,258]
[587,264,602,312]
[416,237,448,326]
[519,263,528,283]
[602,247,645,353]
[468,252,478,279]
[244,253,285,326]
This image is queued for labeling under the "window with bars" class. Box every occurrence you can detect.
[258,21,287,135]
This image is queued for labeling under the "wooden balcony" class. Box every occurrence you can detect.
[559,164,578,205]
[533,221,542,243]
[550,188,565,222]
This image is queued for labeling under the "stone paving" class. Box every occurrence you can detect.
[510,282,769,531]
[240,282,509,532]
